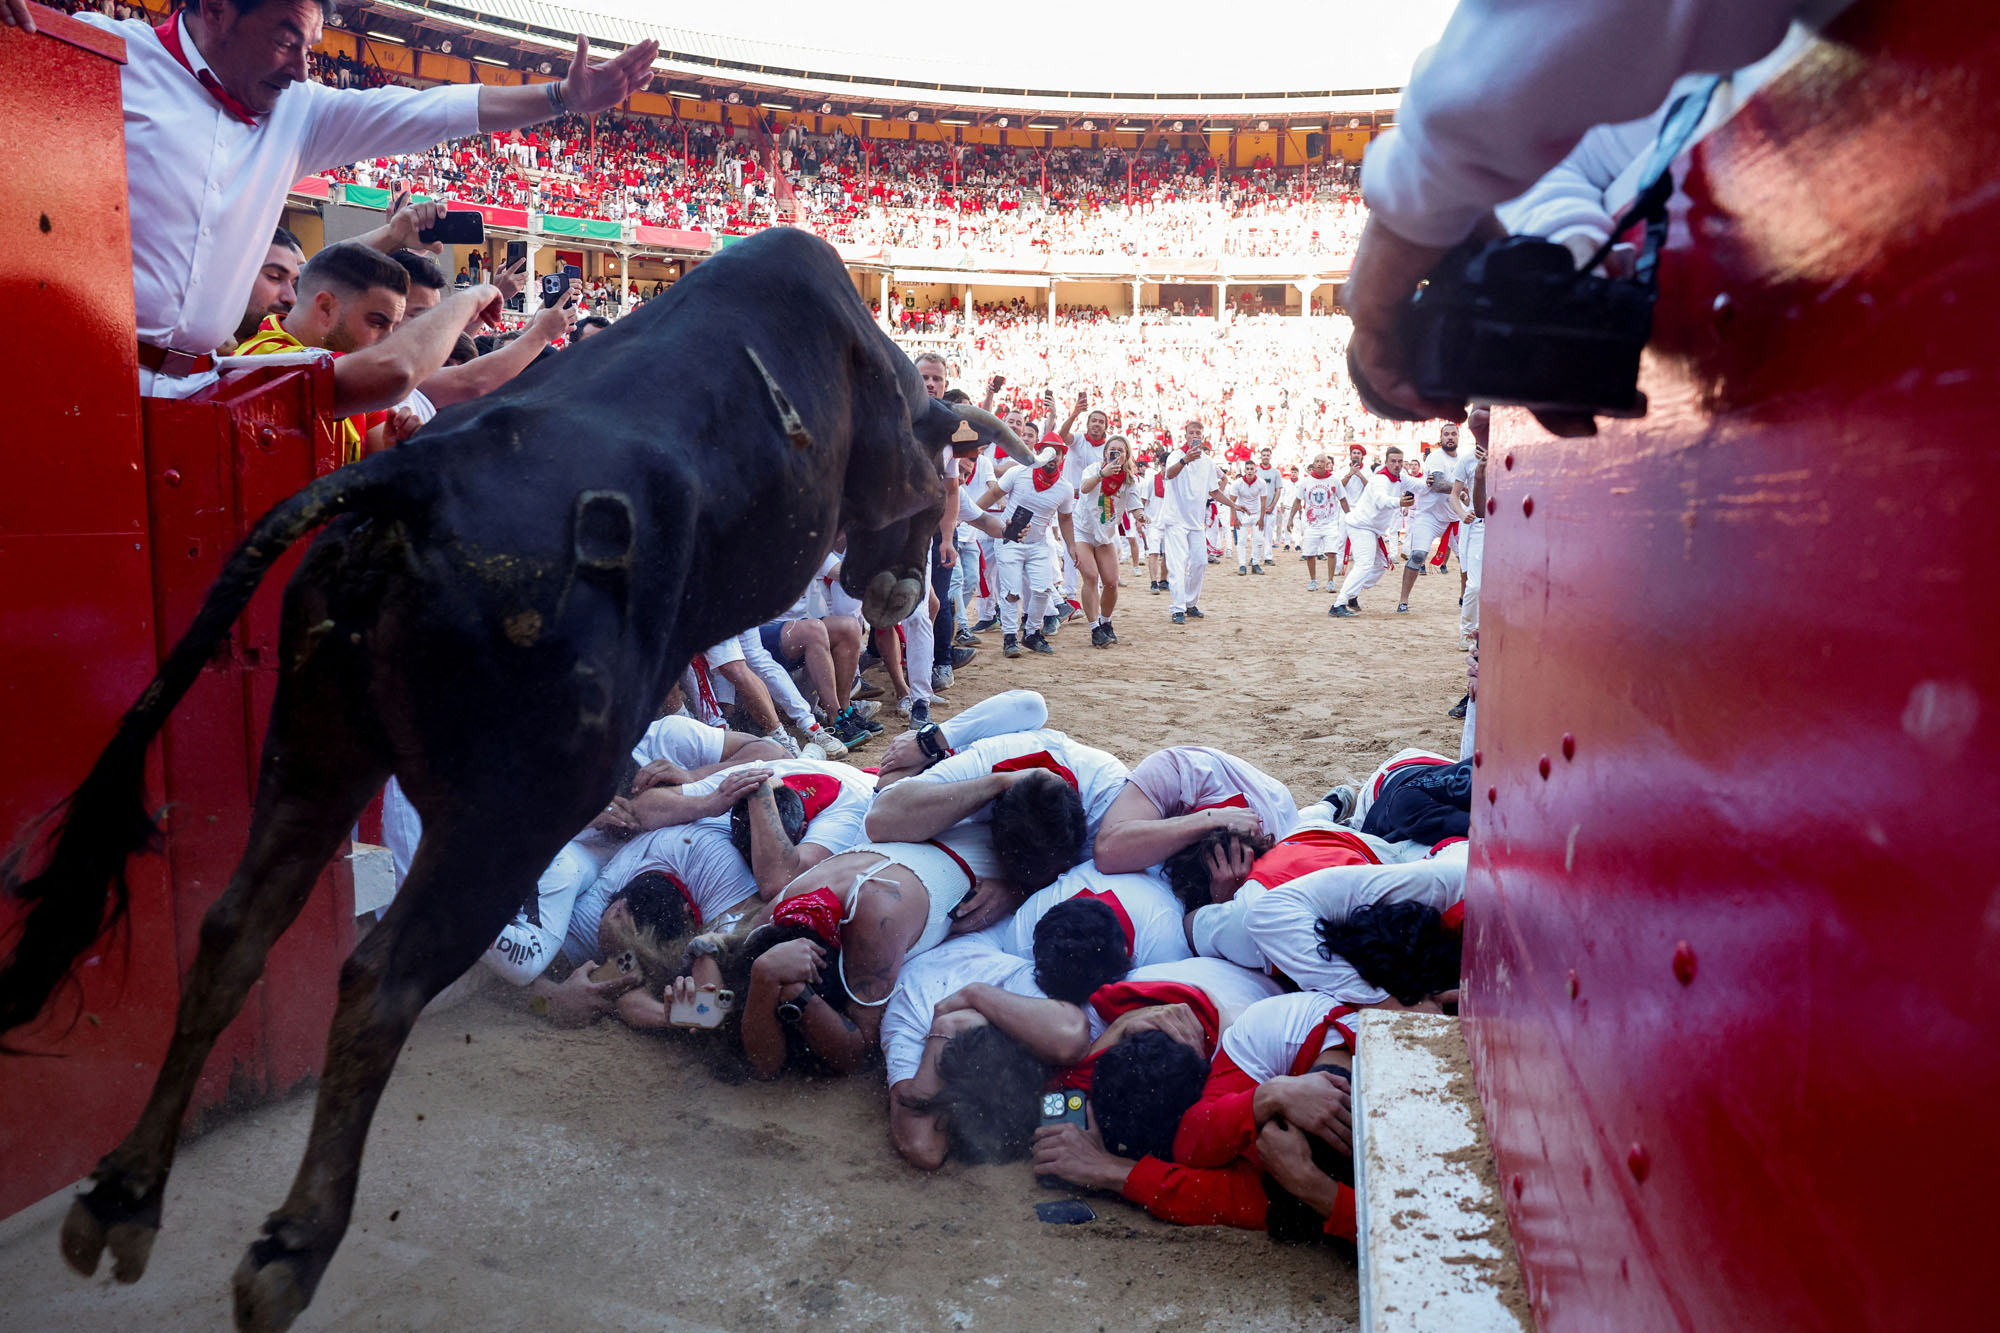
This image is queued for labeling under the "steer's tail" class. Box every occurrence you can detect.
[0,452,428,1041]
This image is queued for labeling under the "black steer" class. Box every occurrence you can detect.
[0,226,1030,1333]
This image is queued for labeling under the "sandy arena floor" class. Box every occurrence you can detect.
[0,547,1471,1332]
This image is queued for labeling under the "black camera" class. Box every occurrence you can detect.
[1396,234,1654,418]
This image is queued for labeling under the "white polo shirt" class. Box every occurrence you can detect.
[78,14,482,390]
[1160,453,1218,529]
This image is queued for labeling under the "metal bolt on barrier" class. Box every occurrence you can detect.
[1566,969,1579,999]
[1673,941,1698,985]
[1538,755,1552,779]
[1562,732,1576,760]
[163,468,182,487]
[1487,786,1497,804]
[1522,495,1535,517]
[1627,1144,1651,1183]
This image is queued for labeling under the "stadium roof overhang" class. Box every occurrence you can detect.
[340,0,1402,123]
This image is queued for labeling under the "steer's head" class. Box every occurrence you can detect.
[842,348,1034,629]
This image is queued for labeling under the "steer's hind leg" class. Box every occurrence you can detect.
[61,654,386,1286]
[231,813,563,1333]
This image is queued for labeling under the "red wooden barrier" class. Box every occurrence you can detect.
[1467,3,2000,1328]
[1,8,354,1219]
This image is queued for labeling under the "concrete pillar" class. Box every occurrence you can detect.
[1296,278,1319,316]
[618,249,631,308]
[1047,282,1056,325]
[878,271,892,330]
[1215,282,1227,322]
[960,283,972,321]
[1129,278,1141,323]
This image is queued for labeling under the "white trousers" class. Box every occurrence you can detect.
[1460,520,1485,642]
[996,538,1056,635]
[900,593,936,702]
[1335,530,1392,605]
[1162,523,1208,613]
[736,627,815,730]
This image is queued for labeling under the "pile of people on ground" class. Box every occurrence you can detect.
[375,683,1475,1245]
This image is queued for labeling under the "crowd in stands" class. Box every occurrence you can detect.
[313,84,1367,261]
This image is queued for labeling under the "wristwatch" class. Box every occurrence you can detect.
[914,722,952,768]
[776,982,818,1025]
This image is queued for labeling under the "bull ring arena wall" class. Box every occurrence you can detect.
[2,3,1996,1331]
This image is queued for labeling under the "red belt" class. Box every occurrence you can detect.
[137,341,216,377]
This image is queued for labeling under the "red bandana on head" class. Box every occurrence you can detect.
[1060,980,1223,1091]
[771,886,845,948]
[1073,888,1137,954]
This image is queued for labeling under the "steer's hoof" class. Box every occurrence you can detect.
[61,1180,162,1283]
[232,1235,317,1333]
[862,572,924,628]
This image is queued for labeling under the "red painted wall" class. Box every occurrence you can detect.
[1,9,354,1219]
[1466,3,2000,1329]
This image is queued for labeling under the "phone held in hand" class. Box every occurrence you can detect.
[505,239,527,266]
[588,951,637,984]
[669,987,735,1029]
[1034,1199,1095,1225]
[418,210,485,246]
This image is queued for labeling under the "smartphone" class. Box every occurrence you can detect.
[1034,1199,1096,1225]
[539,272,569,307]
[505,239,527,266]
[418,210,485,246]
[1035,1090,1090,1189]
[588,951,636,984]
[668,987,735,1029]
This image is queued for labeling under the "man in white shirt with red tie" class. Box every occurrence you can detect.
[31,0,656,398]
[1329,445,1419,618]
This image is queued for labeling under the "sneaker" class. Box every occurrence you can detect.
[1023,631,1055,655]
[1171,611,1187,625]
[803,722,847,760]
[1307,579,1319,591]
[1329,603,1360,618]
[1090,623,1110,649]
[849,698,882,723]
[1396,603,1410,613]
[970,615,1001,634]
[765,727,802,758]
[1448,694,1470,720]
[1347,598,1361,612]
[932,665,955,692]
[1102,620,1118,645]
[853,679,886,702]
[828,709,871,747]
[855,708,886,734]
[1043,613,1061,638]
[1057,601,1080,623]
[955,629,983,648]
[1322,784,1357,823]
[897,695,916,719]
[950,645,977,669]
[1250,562,1263,575]
[1004,633,1021,658]
[1185,606,1205,619]
[1237,564,1248,576]
[908,699,931,726]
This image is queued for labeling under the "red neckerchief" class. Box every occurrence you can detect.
[990,750,1079,790]
[1153,472,1167,498]
[1072,888,1137,954]
[1246,828,1381,892]
[780,773,841,823]
[1099,468,1128,497]
[1308,466,1334,479]
[155,17,259,126]
[1060,980,1223,1092]
[1033,437,1067,492]
[1378,466,1402,481]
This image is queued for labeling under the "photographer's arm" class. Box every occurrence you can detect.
[332,284,500,418]
[418,297,574,409]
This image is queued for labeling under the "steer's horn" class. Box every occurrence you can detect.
[956,403,1037,468]
[744,345,812,450]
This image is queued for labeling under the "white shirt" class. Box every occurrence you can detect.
[1358,0,1803,246]
[675,757,876,856]
[397,388,439,429]
[1227,476,1269,522]
[1063,433,1106,491]
[954,452,997,543]
[901,728,1130,851]
[1221,992,1354,1081]
[994,466,1076,546]
[880,937,1051,1086]
[1414,455,1461,521]
[1160,453,1219,528]
[1241,857,1466,1005]
[1125,745,1301,844]
[1347,471,1418,537]
[79,14,482,371]
[577,823,758,955]
[1120,956,1284,1027]
[1298,475,1344,531]
[974,864,1192,968]
[629,715,727,772]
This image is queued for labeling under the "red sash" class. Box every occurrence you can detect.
[1430,521,1460,566]
[689,654,724,722]
[1190,794,1250,814]
[1288,1004,1361,1076]
[1064,980,1221,1093]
